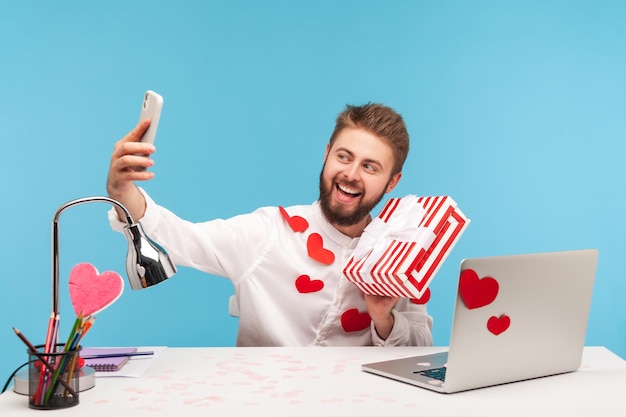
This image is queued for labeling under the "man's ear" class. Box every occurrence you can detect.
[324,143,330,160]
[385,172,402,193]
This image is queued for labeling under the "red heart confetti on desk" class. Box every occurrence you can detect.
[459,269,499,310]
[279,206,309,233]
[340,308,371,332]
[487,314,511,335]
[295,275,325,293]
[68,262,124,316]
[306,233,335,265]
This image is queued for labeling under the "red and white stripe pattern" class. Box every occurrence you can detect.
[343,195,470,299]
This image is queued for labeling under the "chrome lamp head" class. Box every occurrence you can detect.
[52,196,176,315]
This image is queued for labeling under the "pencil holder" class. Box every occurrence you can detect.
[27,343,81,410]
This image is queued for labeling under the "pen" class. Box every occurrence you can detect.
[12,328,78,398]
[82,351,155,359]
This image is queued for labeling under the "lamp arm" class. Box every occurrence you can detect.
[53,196,135,225]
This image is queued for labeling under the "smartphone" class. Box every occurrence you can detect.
[132,90,163,171]
[138,90,163,144]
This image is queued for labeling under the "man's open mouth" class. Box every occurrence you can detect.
[336,183,362,200]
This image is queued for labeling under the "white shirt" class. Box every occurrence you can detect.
[109,188,433,347]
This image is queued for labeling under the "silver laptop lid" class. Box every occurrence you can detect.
[444,249,598,392]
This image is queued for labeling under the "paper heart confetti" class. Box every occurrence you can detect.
[68,262,124,316]
[459,269,499,310]
[410,288,431,305]
[279,206,309,233]
[306,233,335,265]
[487,314,511,335]
[295,275,324,293]
[340,308,371,333]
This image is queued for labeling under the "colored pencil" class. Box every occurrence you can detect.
[64,313,83,351]
[79,316,96,343]
[44,313,84,402]
[35,313,56,404]
[39,313,61,403]
[12,328,77,398]
[64,354,80,397]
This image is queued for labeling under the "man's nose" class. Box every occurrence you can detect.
[343,163,360,182]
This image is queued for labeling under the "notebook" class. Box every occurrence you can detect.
[362,249,598,393]
[82,347,138,372]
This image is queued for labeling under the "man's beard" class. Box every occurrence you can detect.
[318,168,388,227]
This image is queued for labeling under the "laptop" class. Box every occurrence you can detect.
[362,249,598,393]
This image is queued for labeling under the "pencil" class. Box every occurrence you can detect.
[35,313,56,404]
[64,313,83,351]
[34,311,59,405]
[76,316,96,346]
[42,313,55,353]
[40,313,61,404]
[12,328,78,398]
[44,313,83,402]
[50,313,60,349]
[64,351,80,398]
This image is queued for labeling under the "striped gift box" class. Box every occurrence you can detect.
[343,195,470,298]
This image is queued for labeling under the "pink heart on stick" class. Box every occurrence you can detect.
[68,263,124,316]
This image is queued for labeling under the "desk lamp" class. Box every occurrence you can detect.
[52,195,177,315]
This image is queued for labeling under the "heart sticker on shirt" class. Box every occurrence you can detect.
[279,206,309,233]
[410,288,431,305]
[68,262,124,316]
[340,308,371,333]
[487,314,511,335]
[459,269,499,310]
[306,233,335,265]
[295,275,324,293]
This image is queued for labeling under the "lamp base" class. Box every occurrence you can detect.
[13,366,96,395]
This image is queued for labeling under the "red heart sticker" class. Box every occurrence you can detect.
[410,288,431,305]
[68,262,124,316]
[295,275,324,293]
[306,233,335,265]
[459,269,499,310]
[487,314,511,335]
[340,308,371,333]
[279,206,309,233]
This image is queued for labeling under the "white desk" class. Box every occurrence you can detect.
[1,346,625,416]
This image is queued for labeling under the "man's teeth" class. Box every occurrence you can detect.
[338,184,360,195]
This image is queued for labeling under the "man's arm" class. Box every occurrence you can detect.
[106,119,156,222]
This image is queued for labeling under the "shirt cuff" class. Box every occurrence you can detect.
[371,311,407,346]
[107,187,160,235]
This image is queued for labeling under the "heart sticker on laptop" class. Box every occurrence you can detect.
[68,262,124,316]
[459,269,499,310]
[487,314,511,335]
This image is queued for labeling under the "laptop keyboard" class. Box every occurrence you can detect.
[415,367,447,381]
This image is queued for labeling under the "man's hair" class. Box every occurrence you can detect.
[328,103,410,175]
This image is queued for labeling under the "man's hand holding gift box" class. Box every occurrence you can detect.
[343,195,470,299]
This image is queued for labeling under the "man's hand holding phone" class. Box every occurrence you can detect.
[106,90,163,222]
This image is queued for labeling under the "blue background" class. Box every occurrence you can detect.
[1,1,625,384]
